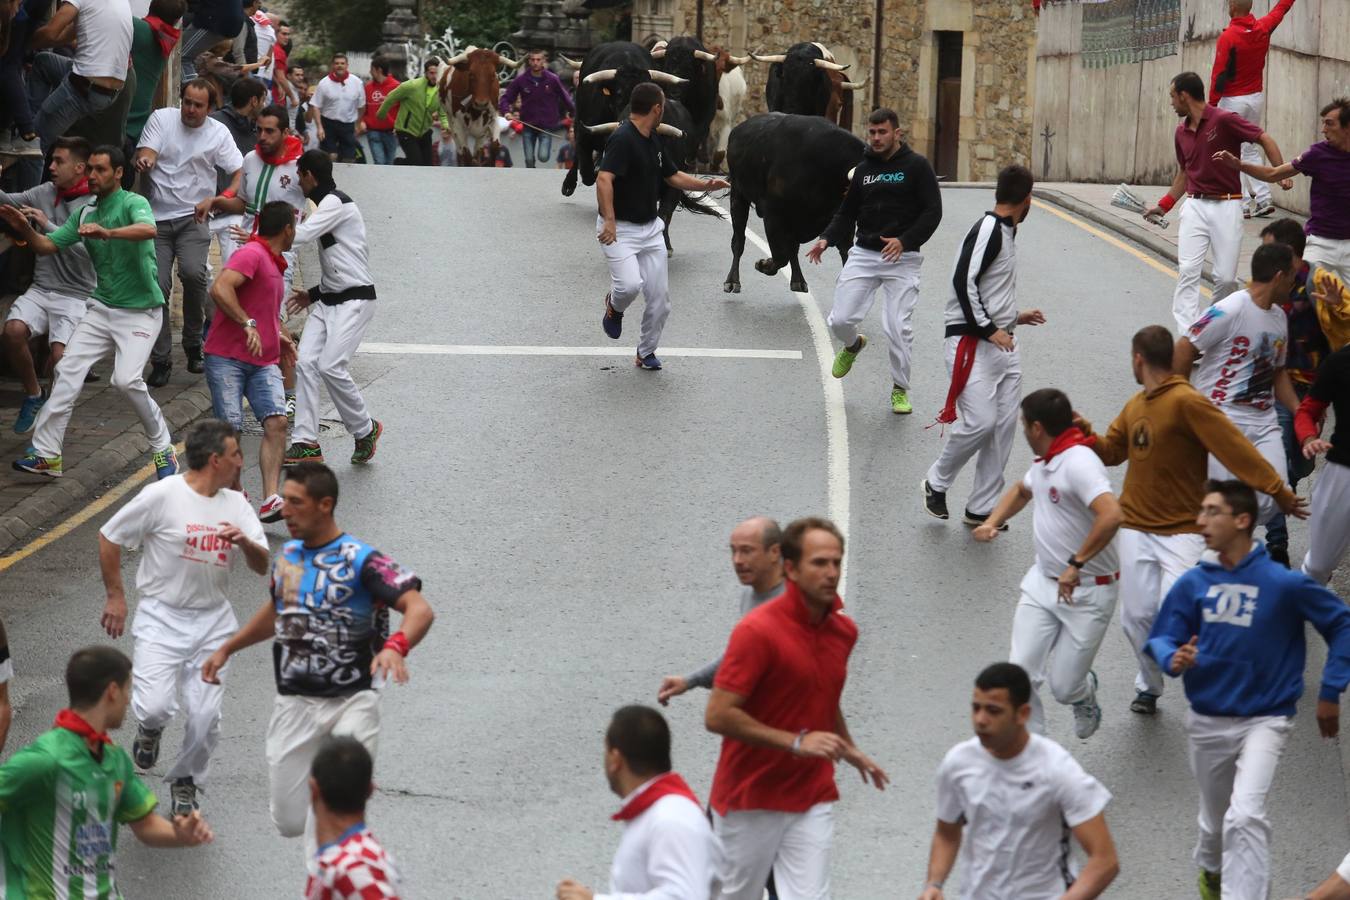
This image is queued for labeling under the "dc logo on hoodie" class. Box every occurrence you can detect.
[1202,583,1258,628]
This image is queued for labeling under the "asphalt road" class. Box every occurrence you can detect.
[0,164,1345,899]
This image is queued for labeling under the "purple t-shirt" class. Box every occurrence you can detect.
[1292,141,1350,240]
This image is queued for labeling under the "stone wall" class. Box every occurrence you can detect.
[1035,0,1350,215]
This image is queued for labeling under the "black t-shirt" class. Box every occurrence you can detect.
[1310,345,1350,467]
[599,120,678,224]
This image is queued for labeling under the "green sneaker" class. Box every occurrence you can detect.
[284,442,324,465]
[890,386,913,415]
[1197,869,1220,900]
[351,420,383,464]
[12,451,62,478]
[831,334,866,379]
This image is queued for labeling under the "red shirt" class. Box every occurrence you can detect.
[1175,105,1264,196]
[364,76,400,131]
[304,825,401,899]
[271,43,289,104]
[1209,0,1295,103]
[203,239,285,366]
[709,581,857,815]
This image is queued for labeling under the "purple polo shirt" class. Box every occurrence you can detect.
[1175,106,1264,196]
[1292,141,1350,240]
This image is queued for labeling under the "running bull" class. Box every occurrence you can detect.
[439,46,524,167]
[650,37,746,169]
[753,42,867,128]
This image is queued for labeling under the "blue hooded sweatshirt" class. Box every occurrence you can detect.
[1147,543,1350,717]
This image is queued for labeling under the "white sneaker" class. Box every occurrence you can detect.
[1072,670,1102,739]
[259,493,284,523]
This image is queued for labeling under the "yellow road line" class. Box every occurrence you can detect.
[1031,198,1212,299]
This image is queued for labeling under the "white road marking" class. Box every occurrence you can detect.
[356,343,802,360]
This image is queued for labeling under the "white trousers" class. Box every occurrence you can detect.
[1303,459,1350,584]
[1186,711,1293,899]
[266,690,381,866]
[825,248,923,389]
[714,803,833,900]
[1174,198,1244,335]
[292,298,376,444]
[1306,236,1350,292]
[1118,528,1206,696]
[1216,93,1271,208]
[599,216,670,359]
[1008,566,1118,734]
[131,600,237,785]
[32,302,172,459]
[925,337,1022,516]
[1208,415,1286,525]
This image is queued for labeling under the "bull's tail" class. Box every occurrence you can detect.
[674,190,724,218]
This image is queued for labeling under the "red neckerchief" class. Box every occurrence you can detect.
[257,134,304,166]
[1035,426,1097,464]
[58,177,91,201]
[329,71,349,84]
[252,10,272,27]
[143,15,181,58]
[931,334,979,430]
[612,773,700,822]
[54,709,113,747]
[248,234,288,272]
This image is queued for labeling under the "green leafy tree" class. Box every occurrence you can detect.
[285,0,389,54]
[423,0,523,51]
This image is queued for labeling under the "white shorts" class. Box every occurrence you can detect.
[5,287,87,346]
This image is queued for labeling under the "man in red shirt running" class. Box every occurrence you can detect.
[1210,0,1297,218]
[362,58,400,166]
[705,516,888,900]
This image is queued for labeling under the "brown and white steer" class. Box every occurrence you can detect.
[438,46,524,166]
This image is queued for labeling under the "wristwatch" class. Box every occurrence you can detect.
[244,318,258,329]
[1067,556,1086,569]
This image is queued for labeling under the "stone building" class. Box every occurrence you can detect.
[650,0,1038,181]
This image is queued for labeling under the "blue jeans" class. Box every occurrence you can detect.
[32,53,119,152]
[204,354,286,427]
[366,129,397,165]
[521,127,557,168]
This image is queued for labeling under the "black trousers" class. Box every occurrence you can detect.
[396,130,435,166]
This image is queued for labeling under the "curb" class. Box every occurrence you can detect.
[0,383,214,555]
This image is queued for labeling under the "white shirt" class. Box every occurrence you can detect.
[1021,444,1119,579]
[600,781,720,900]
[252,12,277,81]
[100,476,265,611]
[240,150,307,224]
[68,0,133,80]
[1337,850,1350,886]
[294,187,375,296]
[138,109,244,220]
[935,734,1111,900]
[1188,289,1289,428]
[311,75,365,124]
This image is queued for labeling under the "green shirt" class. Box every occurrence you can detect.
[50,189,164,310]
[126,19,167,143]
[377,77,440,138]
[0,728,157,900]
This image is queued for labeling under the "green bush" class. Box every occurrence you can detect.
[423,0,523,51]
[285,0,389,54]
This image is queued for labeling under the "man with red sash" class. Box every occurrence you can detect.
[556,705,718,900]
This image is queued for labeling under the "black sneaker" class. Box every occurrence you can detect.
[133,725,162,769]
[962,509,1009,531]
[1267,544,1291,568]
[185,347,205,374]
[1129,691,1158,715]
[921,479,948,520]
[146,361,172,388]
[170,777,199,817]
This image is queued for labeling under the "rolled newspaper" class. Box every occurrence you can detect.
[1111,183,1169,228]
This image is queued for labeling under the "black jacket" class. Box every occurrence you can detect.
[821,143,942,252]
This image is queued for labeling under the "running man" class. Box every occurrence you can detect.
[1147,479,1350,900]
[1173,242,1302,526]
[597,81,729,371]
[705,516,887,900]
[376,58,441,167]
[0,646,213,899]
[923,164,1045,527]
[556,706,719,900]
[1,145,179,481]
[500,49,575,169]
[310,53,364,163]
[973,388,1123,739]
[920,662,1118,900]
[657,516,784,706]
[1145,71,1291,335]
[1075,325,1304,716]
[1297,342,1350,584]
[304,737,402,900]
[1208,0,1296,218]
[807,106,942,414]
[201,461,434,860]
[0,136,96,434]
[99,419,269,816]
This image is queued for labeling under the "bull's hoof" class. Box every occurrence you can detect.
[754,258,780,276]
[789,279,808,293]
[723,281,741,294]
[561,181,576,197]
[667,248,674,259]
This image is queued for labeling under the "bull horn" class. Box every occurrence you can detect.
[750,53,785,63]
[582,68,619,84]
[497,53,525,68]
[560,54,583,69]
[647,69,688,86]
[840,73,868,90]
[655,123,684,138]
[811,42,836,61]
[445,51,469,66]
[583,122,622,135]
[813,58,848,71]
[650,40,668,58]
[727,53,752,65]
[693,49,717,61]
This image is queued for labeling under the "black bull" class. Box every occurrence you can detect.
[561,41,664,197]
[723,113,865,294]
[652,36,718,167]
